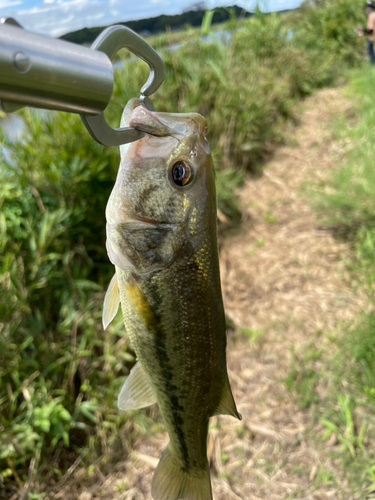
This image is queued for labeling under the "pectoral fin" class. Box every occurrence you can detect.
[214,376,242,420]
[118,361,157,411]
[102,273,120,330]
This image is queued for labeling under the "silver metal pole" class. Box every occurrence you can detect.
[0,19,166,146]
[0,21,114,115]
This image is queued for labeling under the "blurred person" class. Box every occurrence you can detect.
[357,1,375,64]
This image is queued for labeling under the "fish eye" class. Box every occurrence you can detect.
[171,161,194,187]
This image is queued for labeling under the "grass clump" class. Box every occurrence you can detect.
[313,70,375,233]
[284,367,319,409]
[345,313,375,408]
[288,0,364,66]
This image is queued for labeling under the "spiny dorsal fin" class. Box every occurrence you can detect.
[102,273,120,330]
[214,375,242,420]
[152,445,212,500]
[118,361,157,411]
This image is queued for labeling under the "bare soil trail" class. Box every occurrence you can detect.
[53,87,364,500]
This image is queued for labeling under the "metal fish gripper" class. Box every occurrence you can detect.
[0,18,166,146]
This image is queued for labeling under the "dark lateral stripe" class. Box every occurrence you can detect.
[126,276,189,466]
[153,336,189,467]
[146,280,190,468]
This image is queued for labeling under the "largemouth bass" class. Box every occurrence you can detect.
[103,98,241,500]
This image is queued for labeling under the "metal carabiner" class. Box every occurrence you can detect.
[80,25,166,147]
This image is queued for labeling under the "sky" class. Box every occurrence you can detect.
[0,0,303,38]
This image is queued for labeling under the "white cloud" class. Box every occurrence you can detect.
[0,0,302,38]
[0,0,21,8]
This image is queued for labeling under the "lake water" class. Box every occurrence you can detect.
[0,113,24,139]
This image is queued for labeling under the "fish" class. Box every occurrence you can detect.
[103,98,241,500]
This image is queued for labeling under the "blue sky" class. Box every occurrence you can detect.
[0,0,302,37]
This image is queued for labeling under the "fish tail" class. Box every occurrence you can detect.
[151,445,212,500]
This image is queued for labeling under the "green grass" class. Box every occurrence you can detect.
[312,70,375,233]
[285,330,375,494]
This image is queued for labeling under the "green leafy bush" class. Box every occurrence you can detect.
[0,110,132,484]
[291,0,364,66]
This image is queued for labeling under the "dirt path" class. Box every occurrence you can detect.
[55,87,363,500]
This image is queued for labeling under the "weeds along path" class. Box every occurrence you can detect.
[52,88,363,500]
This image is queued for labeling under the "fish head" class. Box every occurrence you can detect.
[106,99,216,274]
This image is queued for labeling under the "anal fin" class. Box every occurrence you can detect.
[102,273,120,330]
[214,375,242,420]
[118,361,157,411]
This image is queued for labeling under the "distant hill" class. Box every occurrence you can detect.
[60,5,253,45]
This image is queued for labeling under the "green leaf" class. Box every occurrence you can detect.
[33,418,50,433]
[201,9,215,36]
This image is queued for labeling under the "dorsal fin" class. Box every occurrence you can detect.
[214,375,242,420]
[118,361,157,411]
[102,273,120,330]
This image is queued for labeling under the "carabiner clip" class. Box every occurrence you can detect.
[80,25,165,147]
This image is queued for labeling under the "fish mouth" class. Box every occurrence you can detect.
[129,103,207,139]
[129,213,172,226]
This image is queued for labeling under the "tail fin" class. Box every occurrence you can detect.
[151,446,212,500]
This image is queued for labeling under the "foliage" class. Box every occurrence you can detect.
[60,5,252,45]
[290,0,364,66]
[320,394,366,459]
[0,110,131,489]
[313,70,375,233]
[346,313,375,407]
